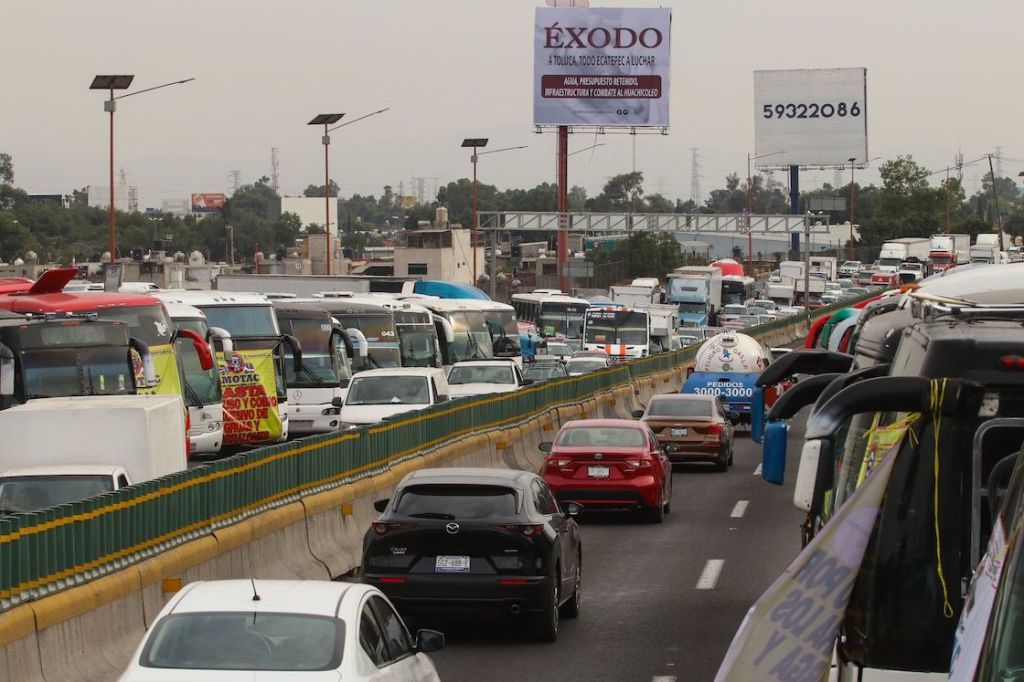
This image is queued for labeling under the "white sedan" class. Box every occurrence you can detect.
[119,580,443,681]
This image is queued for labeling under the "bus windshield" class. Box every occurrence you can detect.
[397,327,439,367]
[585,311,648,346]
[175,337,222,405]
[21,347,134,398]
[722,281,750,306]
[484,310,521,357]
[538,302,588,338]
[446,311,494,363]
[198,305,278,338]
[94,305,175,347]
[283,318,345,386]
[338,314,400,370]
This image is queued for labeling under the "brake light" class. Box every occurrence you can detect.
[706,423,724,437]
[498,578,529,585]
[372,522,412,536]
[546,457,572,471]
[1001,355,1024,370]
[497,524,544,537]
[625,455,653,469]
[379,577,406,584]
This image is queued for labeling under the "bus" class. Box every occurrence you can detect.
[721,275,757,307]
[0,315,157,411]
[582,307,651,362]
[298,297,401,373]
[272,302,354,436]
[0,268,209,404]
[511,292,590,340]
[394,297,496,367]
[162,303,229,456]
[319,294,442,369]
[156,290,301,447]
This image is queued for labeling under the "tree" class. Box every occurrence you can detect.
[860,155,946,243]
[0,153,12,184]
[588,231,683,279]
[302,180,340,198]
[585,171,644,212]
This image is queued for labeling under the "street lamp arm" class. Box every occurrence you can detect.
[478,145,528,156]
[328,107,390,132]
[115,78,195,100]
[569,143,606,157]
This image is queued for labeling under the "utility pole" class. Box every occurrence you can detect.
[988,154,1004,237]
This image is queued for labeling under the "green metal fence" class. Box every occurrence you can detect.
[0,302,861,612]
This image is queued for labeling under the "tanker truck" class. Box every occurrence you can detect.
[681,331,774,426]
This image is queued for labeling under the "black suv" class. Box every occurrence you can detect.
[362,467,582,641]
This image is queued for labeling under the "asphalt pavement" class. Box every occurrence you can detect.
[428,411,810,682]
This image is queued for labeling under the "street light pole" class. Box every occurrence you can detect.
[90,75,194,266]
[308,113,345,276]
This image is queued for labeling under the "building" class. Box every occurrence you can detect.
[87,185,138,213]
[392,208,483,285]
[280,196,339,232]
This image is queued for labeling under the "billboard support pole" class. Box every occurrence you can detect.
[557,125,569,294]
[789,165,800,257]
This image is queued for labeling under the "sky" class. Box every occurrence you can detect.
[4,0,1024,209]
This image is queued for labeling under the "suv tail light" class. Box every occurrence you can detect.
[1001,355,1024,370]
[706,423,724,438]
[497,524,544,537]
[625,455,653,470]
[372,521,412,536]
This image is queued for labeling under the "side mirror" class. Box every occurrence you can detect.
[761,420,788,486]
[177,328,214,372]
[331,396,344,408]
[521,378,534,386]
[631,409,645,420]
[372,498,390,513]
[565,501,583,518]
[282,334,303,372]
[727,411,741,425]
[538,441,553,452]
[0,344,13,397]
[664,443,679,454]
[435,394,449,403]
[208,326,234,362]
[129,337,159,387]
[415,629,445,653]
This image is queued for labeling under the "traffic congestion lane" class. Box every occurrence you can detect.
[429,411,809,682]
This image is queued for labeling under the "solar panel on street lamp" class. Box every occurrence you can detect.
[309,113,344,126]
[89,75,134,90]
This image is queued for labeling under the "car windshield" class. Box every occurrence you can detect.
[546,343,572,357]
[448,365,515,385]
[199,305,278,338]
[0,475,114,513]
[21,347,134,398]
[140,611,343,671]
[566,358,605,374]
[525,366,564,381]
[556,427,645,447]
[94,304,175,347]
[396,484,517,519]
[346,376,430,405]
[646,398,713,418]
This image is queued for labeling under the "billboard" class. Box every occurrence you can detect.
[534,7,671,127]
[191,193,226,213]
[754,68,868,167]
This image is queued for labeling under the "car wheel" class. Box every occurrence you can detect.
[535,573,560,642]
[664,481,672,514]
[646,500,665,523]
[728,446,734,466]
[560,558,581,619]
[716,456,728,472]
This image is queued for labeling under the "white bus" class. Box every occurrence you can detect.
[394,296,522,367]
[582,307,651,362]
[511,292,591,340]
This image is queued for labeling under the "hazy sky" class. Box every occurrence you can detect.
[4,1,1023,208]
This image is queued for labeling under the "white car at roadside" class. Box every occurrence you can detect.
[119,579,443,681]
[340,368,452,427]
[446,359,532,399]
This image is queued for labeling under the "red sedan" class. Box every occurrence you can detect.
[540,419,673,523]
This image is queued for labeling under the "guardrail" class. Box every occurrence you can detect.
[0,293,872,612]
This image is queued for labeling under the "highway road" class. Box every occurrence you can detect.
[428,414,809,682]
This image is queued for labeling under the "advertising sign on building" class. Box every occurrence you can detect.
[754,68,868,167]
[534,7,672,127]
[191,193,226,213]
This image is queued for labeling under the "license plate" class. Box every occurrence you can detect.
[588,465,610,478]
[435,555,470,573]
[671,427,688,437]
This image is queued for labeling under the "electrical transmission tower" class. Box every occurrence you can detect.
[228,170,241,195]
[270,147,280,192]
[689,148,702,205]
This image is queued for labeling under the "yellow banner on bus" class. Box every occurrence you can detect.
[219,348,283,446]
[135,344,183,398]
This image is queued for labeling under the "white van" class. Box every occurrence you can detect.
[339,368,451,428]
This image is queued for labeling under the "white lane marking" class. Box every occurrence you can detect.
[730,500,749,518]
[753,463,762,476]
[652,677,677,682]
[696,559,724,590]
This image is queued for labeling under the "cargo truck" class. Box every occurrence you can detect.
[0,394,188,514]
[877,238,930,273]
[609,278,664,308]
[928,233,970,272]
[665,266,722,327]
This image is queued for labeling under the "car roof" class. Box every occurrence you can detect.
[403,467,537,489]
[167,579,364,618]
[450,359,517,367]
[350,368,440,378]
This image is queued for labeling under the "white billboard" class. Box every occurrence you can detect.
[534,7,671,127]
[754,68,868,167]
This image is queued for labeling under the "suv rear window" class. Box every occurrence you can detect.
[395,485,517,519]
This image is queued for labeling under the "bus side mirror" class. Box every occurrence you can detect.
[761,420,788,486]
[177,328,214,372]
[0,344,13,397]
[750,388,765,443]
[282,334,303,372]
[128,337,158,387]
[208,326,234,362]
